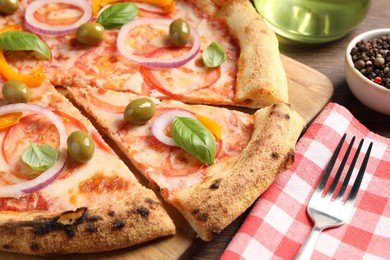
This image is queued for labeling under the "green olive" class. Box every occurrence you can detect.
[67,131,95,162]
[124,98,155,124]
[2,80,30,103]
[75,22,105,45]
[169,18,190,46]
[0,0,19,15]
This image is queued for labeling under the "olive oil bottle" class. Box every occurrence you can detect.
[253,0,371,43]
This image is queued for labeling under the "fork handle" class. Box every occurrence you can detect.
[295,225,323,260]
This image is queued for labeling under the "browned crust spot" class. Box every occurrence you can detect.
[209,179,222,189]
[0,188,175,255]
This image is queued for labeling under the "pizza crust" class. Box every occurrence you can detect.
[217,0,288,108]
[0,187,175,255]
[172,103,304,240]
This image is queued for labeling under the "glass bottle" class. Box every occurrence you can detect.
[253,0,372,44]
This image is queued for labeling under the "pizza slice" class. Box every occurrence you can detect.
[68,86,304,240]
[0,81,175,255]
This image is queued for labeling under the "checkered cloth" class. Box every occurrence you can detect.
[221,103,390,260]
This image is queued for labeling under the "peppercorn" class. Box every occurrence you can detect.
[354,60,365,70]
[351,35,390,89]
[374,57,385,67]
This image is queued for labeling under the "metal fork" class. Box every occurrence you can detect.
[295,134,373,260]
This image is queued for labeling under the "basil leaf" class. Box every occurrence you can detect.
[202,42,226,68]
[0,31,51,59]
[172,117,216,166]
[21,142,58,171]
[97,3,139,29]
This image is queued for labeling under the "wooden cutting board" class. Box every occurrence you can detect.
[0,55,333,260]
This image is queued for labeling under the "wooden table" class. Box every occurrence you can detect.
[189,0,390,259]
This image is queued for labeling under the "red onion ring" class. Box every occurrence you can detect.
[0,104,67,198]
[136,3,166,14]
[151,109,196,146]
[25,0,92,36]
[117,18,200,68]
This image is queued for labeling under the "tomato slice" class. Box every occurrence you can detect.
[140,47,221,97]
[85,91,126,114]
[2,114,60,164]
[1,114,60,180]
[54,110,114,153]
[33,3,83,26]
[0,192,49,212]
[125,23,167,56]
[74,45,140,91]
[53,110,88,132]
[0,110,110,181]
[138,7,171,18]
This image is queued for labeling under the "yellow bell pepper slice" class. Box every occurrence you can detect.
[0,24,22,34]
[163,1,175,12]
[0,25,46,87]
[0,112,23,130]
[195,114,222,140]
[0,49,45,88]
[92,0,102,16]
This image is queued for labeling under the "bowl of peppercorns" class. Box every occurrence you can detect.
[345,28,390,115]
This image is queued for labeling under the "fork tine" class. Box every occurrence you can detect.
[315,133,346,193]
[325,136,356,197]
[346,141,373,203]
[334,139,364,200]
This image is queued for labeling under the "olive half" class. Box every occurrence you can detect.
[2,80,31,103]
[169,18,190,46]
[0,0,19,15]
[75,22,105,46]
[67,131,95,162]
[124,98,155,124]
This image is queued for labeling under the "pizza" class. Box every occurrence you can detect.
[0,0,305,256]
[0,81,176,255]
[1,0,288,107]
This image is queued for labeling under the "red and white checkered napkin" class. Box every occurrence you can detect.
[221,103,390,260]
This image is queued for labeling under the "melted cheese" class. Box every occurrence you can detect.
[41,148,137,211]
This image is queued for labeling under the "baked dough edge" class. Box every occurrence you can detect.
[0,187,175,255]
[191,0,289,108]
[172,103,304,240]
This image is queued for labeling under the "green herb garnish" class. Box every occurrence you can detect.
[0,31,51,59]
[97,3,139,29]
[21,142,58,171]
[202,42,226,68]
[172,117,216,166]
